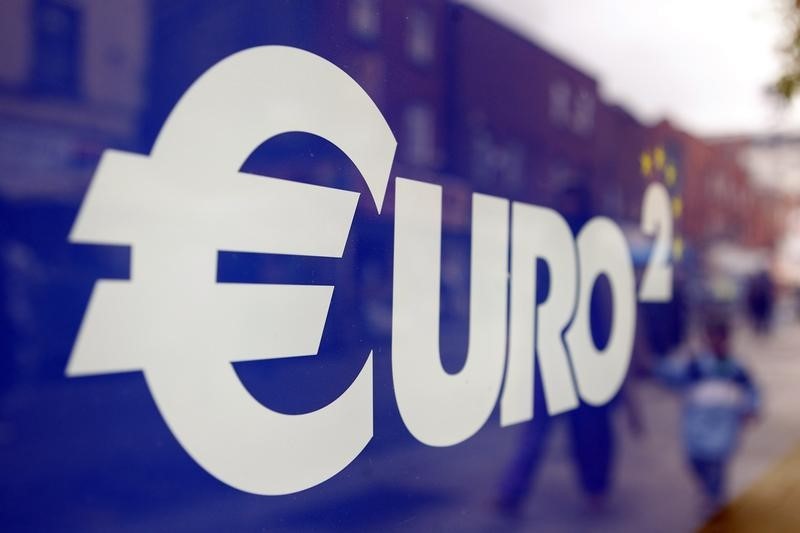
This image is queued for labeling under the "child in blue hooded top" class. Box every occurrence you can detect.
[656,311,759,507]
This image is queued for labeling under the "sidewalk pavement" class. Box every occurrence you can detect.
[25,317,798,532]
[141,318,800,533]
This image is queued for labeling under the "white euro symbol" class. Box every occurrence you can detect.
[66,46,396,495]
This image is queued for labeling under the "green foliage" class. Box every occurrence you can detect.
[775,0,800,100]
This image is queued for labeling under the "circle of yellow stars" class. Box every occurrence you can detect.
[640,146,683,261]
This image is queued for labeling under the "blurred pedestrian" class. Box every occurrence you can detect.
[747,270,774,334]
[495,180,630,515]
[654,310,759,511]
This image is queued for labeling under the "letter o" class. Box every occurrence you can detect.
[565,217,636,406]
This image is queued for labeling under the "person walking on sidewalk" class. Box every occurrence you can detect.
[655,310,760,510]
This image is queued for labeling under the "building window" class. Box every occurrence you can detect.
[502,142,526,190]
[349,0,380,42]
[572,88,595,135]
[354,53,385,104]
[404,103,436,166]
[549,80,595,136]
[406,7,434,66]
[31,0,81,98]
[548,80,571,128]
[470,128,525,190]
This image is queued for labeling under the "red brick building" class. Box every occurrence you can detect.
[447,5,601,206]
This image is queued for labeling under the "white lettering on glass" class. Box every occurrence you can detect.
[66,46,656,496]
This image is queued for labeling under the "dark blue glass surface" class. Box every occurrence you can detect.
[1,1,796,531]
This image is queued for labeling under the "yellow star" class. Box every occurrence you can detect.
[665,163,677,186]
[640,152,653,177]
[654,146,666,170]
[672,196,683,218]
[673,237,684,261]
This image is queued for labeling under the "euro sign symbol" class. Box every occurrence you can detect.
[66,46,396,495]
